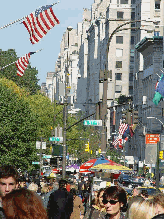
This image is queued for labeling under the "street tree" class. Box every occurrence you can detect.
[0,49,40,94]
[0,78,38,171]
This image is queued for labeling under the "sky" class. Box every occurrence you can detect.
[0,0,94,85]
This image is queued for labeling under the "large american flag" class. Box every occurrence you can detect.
[23,4,59,44]
[15,52,35,76]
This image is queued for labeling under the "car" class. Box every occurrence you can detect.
[159,184,164,193]
[128,177,144,188]
[118,174,132,186]
[135,186,162,198]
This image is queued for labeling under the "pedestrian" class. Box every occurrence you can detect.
[126,198,156,219]
[126,196,144,218]
[0,165,19,219]
[153,193,164,215]
[28,181,38,192]
[102,186,127,219]
[132,187,142,197]
[84,188,106,219]
[70,188,84,219]
[47,179,73,219]
[2,188,48,219]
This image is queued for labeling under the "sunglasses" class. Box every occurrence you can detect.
[103,199,119,205]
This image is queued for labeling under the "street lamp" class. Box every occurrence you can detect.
[101,19,155,157]
[62,26,73,179]
[147,116,163,189]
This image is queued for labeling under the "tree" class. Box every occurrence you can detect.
[0,49,40,94]
[25,92,54,139]
[0,79,38,171]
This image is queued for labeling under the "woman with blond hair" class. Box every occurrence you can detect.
[127,198,156,219]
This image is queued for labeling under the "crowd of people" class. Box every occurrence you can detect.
[0,165,164,218]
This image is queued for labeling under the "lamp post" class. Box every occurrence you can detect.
[101,19,154,157]
[147,116,163,189]
[62,26,73,179]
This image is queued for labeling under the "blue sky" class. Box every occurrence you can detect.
[0,0,93,85]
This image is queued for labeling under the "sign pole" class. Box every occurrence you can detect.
[40,137,43,177]
[156,139,160,189]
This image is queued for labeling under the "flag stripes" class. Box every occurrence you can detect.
[23,5,59,44]
[15,53,31,76]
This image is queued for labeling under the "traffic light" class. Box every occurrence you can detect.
[85,141,90,152]
[159,151,163,159]
[133,110,138,124]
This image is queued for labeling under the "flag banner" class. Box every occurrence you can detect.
[23,4,60,44]
[119,138,123,149]
[15,52,35,76]
[119,122,128,136]
[153,74,164,105]
[122,125,130,139]
[129,126,134,137]
[112,136,119,149]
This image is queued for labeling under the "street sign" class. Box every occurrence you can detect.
[43,155,52,159]
[32,161,40,164]
[145,134,160,144]
[36,141,46,149]
[84,120,102,126]
[49,137,63,142]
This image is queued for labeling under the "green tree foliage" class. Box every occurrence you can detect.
[25,92,54,139]
[117,95,133,104]
[0,49,40,94]
[0,79,38,171]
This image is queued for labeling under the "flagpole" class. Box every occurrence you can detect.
[0,49,43,70]
[0,2,60,30]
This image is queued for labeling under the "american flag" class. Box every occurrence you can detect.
[23,4,59,44]
[15,52,35,76]
[119,121,128,136]
[113,136,119,149]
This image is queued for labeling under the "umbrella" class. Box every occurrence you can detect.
[66,164,80,172]
[90,163,131,171]
[79,156,119,173]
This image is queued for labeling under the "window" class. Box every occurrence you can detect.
[130,49,135,56]
[154,31,160,36]
[163,60,164,68]
[115,85,122,93]
[117,11,124,19]
[116,61,122,68]
[131,36,135,44]
[130,56,134,62]
[131,12,135,20]
[155,0,160,9]
[115,73,122,80]
[129,73,133,81]
[120,0,128,4]
[129,86,133,95]
[116,36,123,44]
[116,48,123,57]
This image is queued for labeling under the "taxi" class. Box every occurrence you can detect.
[159,184,164,193]
[133,186,162,198]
